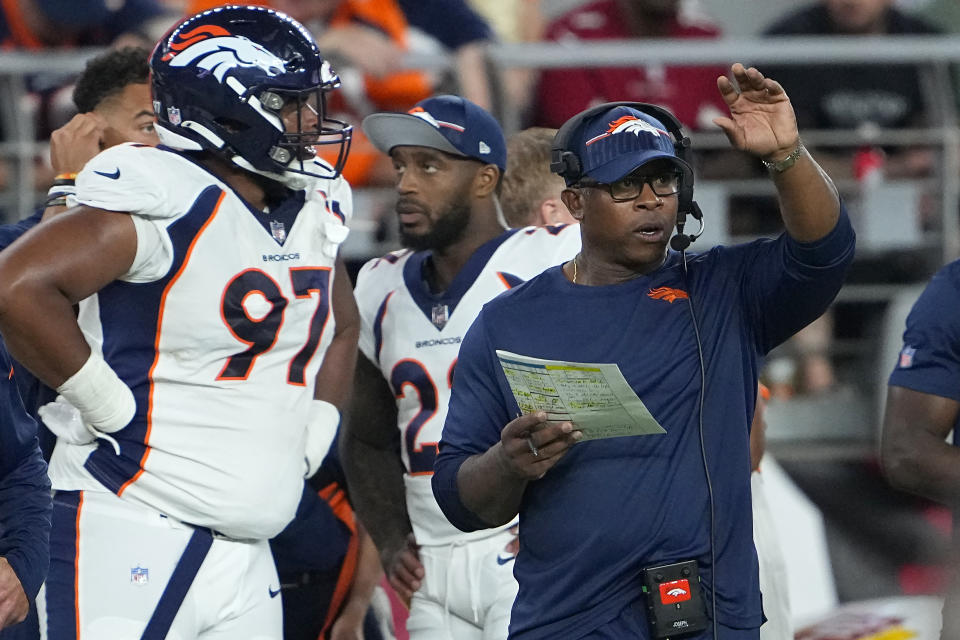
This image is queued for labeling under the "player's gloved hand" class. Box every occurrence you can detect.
[304,399,340,478]
[38,395,96,445]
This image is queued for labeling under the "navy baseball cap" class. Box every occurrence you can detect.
[566,105,688,186]
[362,95,507,171]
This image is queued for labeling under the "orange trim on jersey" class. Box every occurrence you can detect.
[328,0,431,109]
[286,266,333,387]
[118,190,227,496]
[317,482,359,638]
[7,365,12,380]
[496,272,513,289]
[446,358,457,390]
[1,0,43,49]
[74,491,84,639]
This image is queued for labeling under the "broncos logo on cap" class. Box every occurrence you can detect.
[407,106,465,132]
[162,24,288,83]
[585,115,669,146]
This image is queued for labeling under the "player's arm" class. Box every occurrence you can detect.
[314,258,360,409]
[713,63,839,242]
[306,258,359,478]
[329,522,383,640]
[0,206,136,387]
[881,386,960,507]
[340,353,423,604]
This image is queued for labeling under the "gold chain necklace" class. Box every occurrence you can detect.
[572,256,579,284]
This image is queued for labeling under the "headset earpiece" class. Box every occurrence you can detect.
[549,148,580,182]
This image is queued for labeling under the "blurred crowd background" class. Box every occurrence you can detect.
[0,0,957,631]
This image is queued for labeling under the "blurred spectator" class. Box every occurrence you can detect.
[0,0,175,49]
[764,312,837,399]
[466,0,548,118]
[187,0,497,186]
[502,127,574,228]
[532,0,729,131]
[763,0,941,180]
[0,1,174,211]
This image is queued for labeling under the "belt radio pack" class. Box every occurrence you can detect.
[641,560,708,639]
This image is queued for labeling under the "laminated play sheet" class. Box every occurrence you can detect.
[496,350,666,441]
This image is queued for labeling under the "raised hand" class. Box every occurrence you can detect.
[712,63,800,162]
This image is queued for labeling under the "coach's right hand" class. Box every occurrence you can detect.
[497,412,581,480]
[0,558,27,630]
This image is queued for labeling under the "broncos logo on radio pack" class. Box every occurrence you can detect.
[585,115,670,147]
[163,25,288,83]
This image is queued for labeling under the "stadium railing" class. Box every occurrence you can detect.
[2,38,959,448]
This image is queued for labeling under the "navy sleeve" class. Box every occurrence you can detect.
[736,203,856,353]
[433,313,512,532]
[399,0,494,49]
[0,210,42,252]
[888,261,960,401]
[0,343,52,601]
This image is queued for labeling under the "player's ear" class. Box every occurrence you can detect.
[474,164,500,198]
[560,188,585,222]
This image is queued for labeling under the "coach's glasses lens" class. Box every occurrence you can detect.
[609,172,681,200]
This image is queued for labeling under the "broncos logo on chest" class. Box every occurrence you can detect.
[163,25,287,82]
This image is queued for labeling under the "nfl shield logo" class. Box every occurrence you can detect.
[431,303,449,330]
[130,566,149,586]
[899,346,916,369]
[167,107,182,126]
[270,220,286,243]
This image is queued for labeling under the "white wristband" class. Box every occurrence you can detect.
[304,399,340,478]
[47,184,77,198]
[56,351,136,434]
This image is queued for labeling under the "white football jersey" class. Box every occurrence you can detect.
[48,143,352,540]
[355,225,580,545]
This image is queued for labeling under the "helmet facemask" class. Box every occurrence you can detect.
[257,86,352,180]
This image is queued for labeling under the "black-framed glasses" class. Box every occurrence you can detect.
[578,171,682,202]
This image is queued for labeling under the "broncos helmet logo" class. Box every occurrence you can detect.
[163,25,288,83]
[585,115,670,146]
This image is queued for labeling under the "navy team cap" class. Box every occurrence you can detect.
[362,95,507,171]
[571,105,688,186]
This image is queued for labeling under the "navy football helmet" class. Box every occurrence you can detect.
[150,5,352,182]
